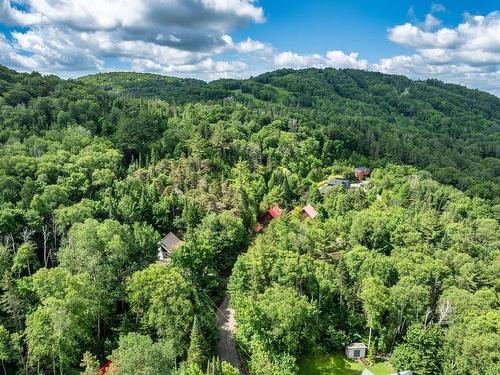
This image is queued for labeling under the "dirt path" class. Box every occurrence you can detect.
[216,292,246,374]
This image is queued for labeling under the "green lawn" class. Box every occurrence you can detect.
[299,353,395,375]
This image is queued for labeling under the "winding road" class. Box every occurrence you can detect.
[216,293,246,374]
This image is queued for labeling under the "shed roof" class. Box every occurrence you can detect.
[159,232,183,252]
[302,204,318,219]
[347,342,368,349]
[355,166,371,173]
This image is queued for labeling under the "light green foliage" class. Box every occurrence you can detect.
[187,316,208,369]
[110,332,176,375]
[0,65,498,375]
[11,243,38,276]
[392,324,443,375]
[235,286,317,356]
[126,264,199,353]
[80,351,99,375]
[0,324,10,372]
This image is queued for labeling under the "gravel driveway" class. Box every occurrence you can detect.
[216,293,246,374]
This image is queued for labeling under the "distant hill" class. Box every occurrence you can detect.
[79,68,500,197]
[79,72,209,103]
[1,64,498,199]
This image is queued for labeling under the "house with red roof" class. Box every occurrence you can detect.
[255,205,282,232]
[98,360,115,375]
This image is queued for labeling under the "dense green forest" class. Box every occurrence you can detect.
[0,64,498,375]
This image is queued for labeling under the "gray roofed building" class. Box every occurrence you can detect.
[345,342,368,359]
[319,178,351,194]
[158,232,184,262]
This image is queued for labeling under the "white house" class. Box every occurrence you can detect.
[345,342,368,359]
[158,232,184,262]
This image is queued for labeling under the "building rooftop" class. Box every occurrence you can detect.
[302,204,318,219]
[347,342,368,349]
[159,232,183,252]
[320,178,351,193]
[268,205,282,218]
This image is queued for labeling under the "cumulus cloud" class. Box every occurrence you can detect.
[274,50,369,70]
[131,57,248,80]
[0,1,499,95]
[389,12,500,64]
[378,11,500,95]
[0,0,265,74]
[430,3,446,13]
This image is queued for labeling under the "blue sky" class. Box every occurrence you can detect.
[1,1,499,95]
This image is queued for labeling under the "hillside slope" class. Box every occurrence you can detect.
[79,68,500,199]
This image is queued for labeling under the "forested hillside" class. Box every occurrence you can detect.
[81,68,500,201]
[0,64,498,375]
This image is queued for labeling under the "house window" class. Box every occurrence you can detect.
[353,349,361,358]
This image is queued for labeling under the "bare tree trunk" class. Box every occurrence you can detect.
[42,224,50,267]
[7,234,15,253]
[50,214,58,267]
[368,326,372,349]
[1,359,7,375]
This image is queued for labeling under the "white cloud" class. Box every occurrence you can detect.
[274,50,369,70]
[389,23,460,49]
[423,13,441,31]
[380,11,500,95]
[131,57,248,80]
[0,1,498,96]
[0,0,265,74]
[430,3,446,13]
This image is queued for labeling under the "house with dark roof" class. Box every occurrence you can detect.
[319,178,351,194]
[158,232,184,262]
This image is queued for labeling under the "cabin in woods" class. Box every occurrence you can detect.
[319,178,351,194]
[255,205,282,232]
[345,342,368,359]
[355,167,371,180]
[158,232,184,262]
[301,204,318,220]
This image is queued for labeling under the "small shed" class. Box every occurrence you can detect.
[345,342,368,359]
[355,167,371,180]
[301,204,318,220]
[320,178,351,194]
[158,232,184,262]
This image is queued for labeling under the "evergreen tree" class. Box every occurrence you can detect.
[187,316,207,369]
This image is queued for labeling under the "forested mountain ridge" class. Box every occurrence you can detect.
[0,64,498,375]
[79,68,500,201]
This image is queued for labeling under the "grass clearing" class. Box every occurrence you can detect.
[299,353,395,375]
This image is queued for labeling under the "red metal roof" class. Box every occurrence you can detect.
[268,205,282,218]
[99,360,115,375]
